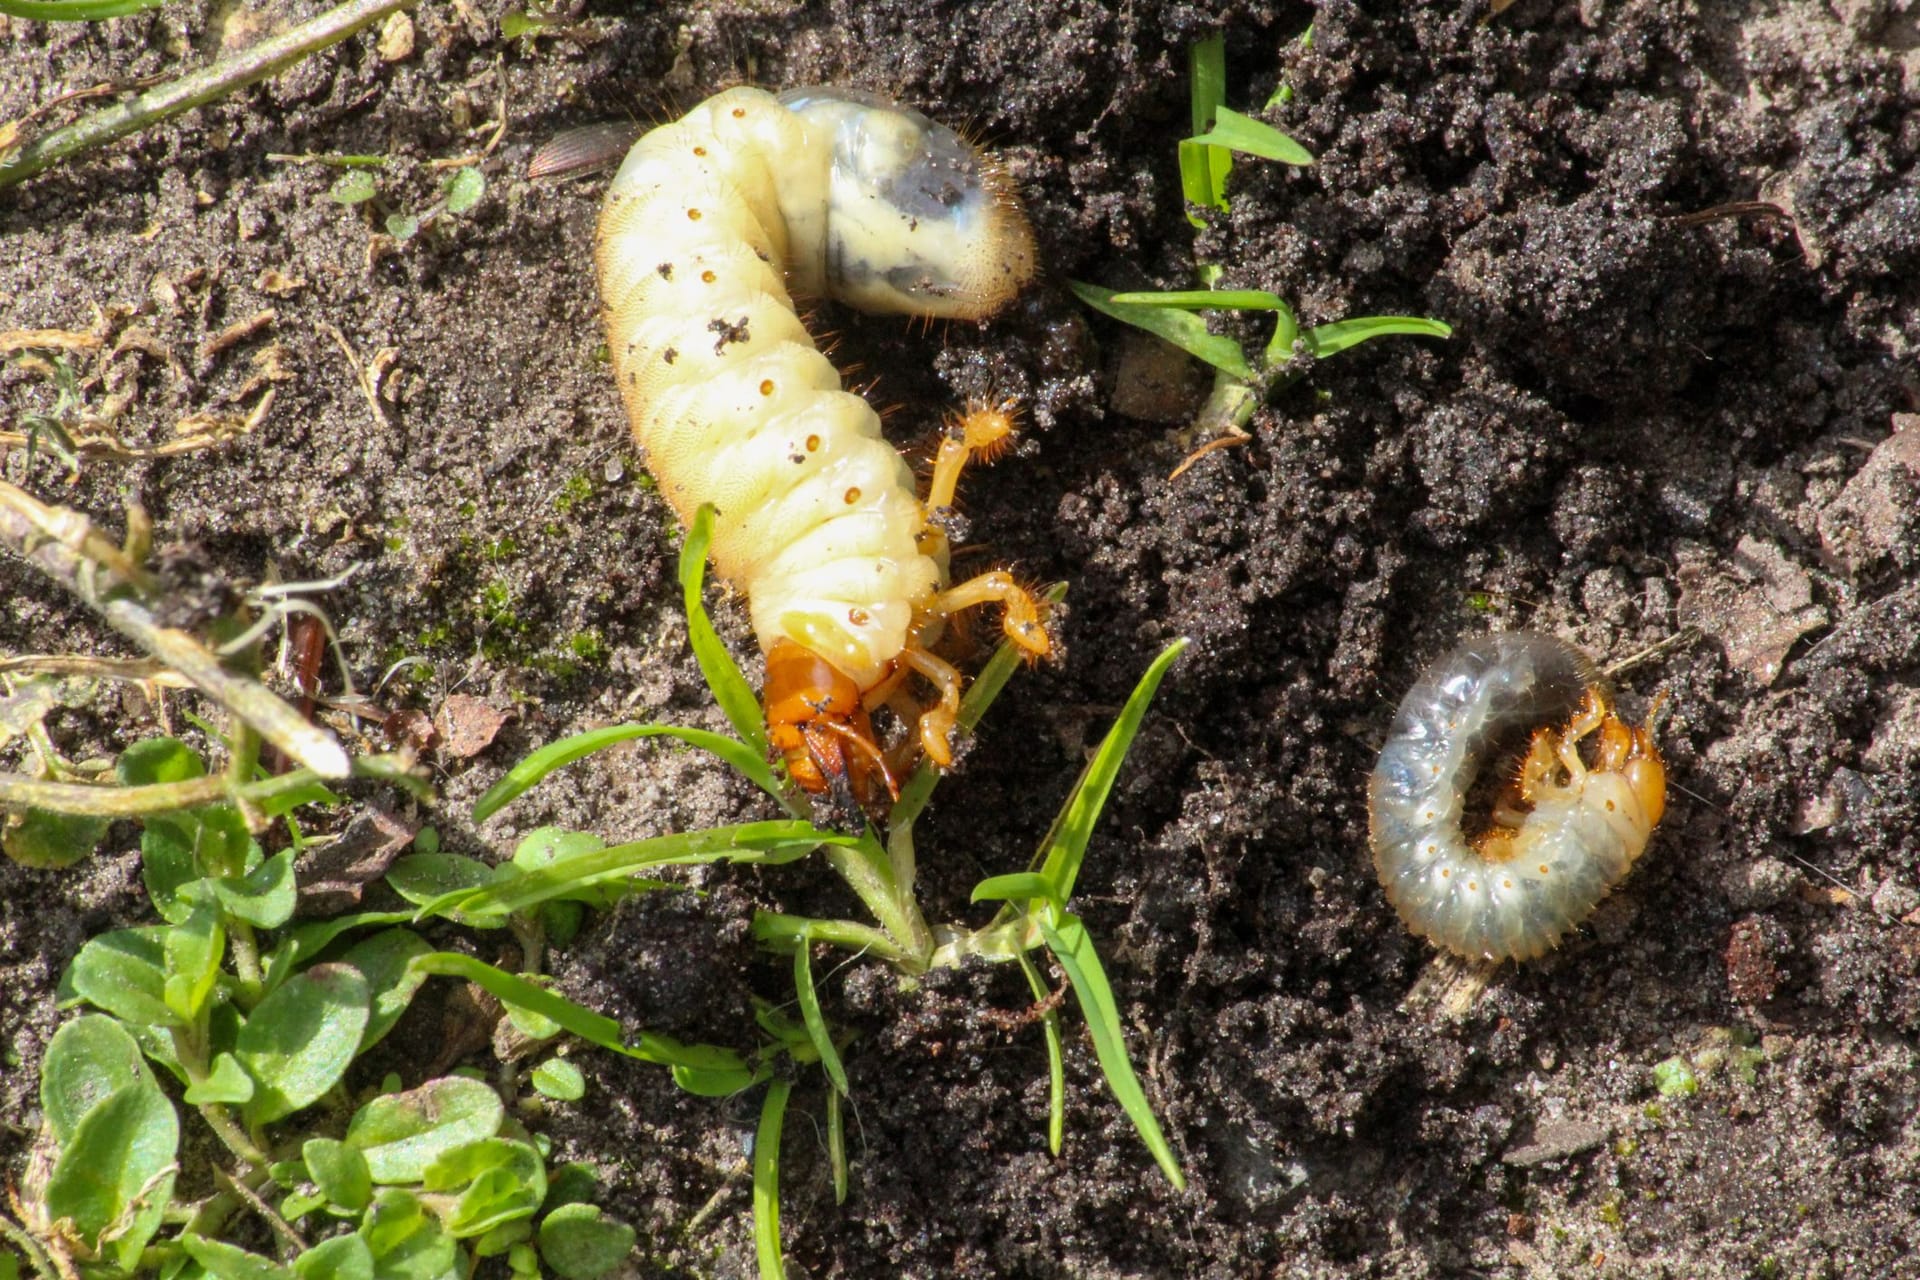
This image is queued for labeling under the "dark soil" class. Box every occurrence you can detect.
[5,1,1920,1276]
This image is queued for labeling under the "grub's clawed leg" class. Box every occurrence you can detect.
[926,571,1052,660]
[900,647,964,767]
[925,398,1017,513]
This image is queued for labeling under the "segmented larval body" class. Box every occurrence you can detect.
[1368,633,1667,962]
[594,85,1043,800]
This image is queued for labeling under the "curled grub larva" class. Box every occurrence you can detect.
[1368,632,1667,962]
[594,85,1047,809]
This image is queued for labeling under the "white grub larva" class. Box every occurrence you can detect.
[594,85,1048,807]
[1368,632,1667,963]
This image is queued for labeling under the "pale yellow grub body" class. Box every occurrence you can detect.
[594,86,1035,691]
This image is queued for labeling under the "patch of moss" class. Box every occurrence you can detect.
[554,473,593,513]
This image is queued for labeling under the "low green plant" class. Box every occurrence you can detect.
[328,163,485,242]
[3,735,641,1279]
[1071,32,1452,448]
[455,505,1187,1277]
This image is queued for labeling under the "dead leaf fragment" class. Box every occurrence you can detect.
[1502,1119,1609,1167]
[295,805,417,916]
[378,10,416,61]
[1816,414,1920,577]
[253,268,307,297]
[1676,537,1827,685]
[434,693,509,759]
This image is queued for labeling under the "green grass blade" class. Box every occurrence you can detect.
[1015,949,1066,1156]
[970,872,1058,906]
[681,504,773,761]
[827,1086,849,1204]
[473,723,778,822]
[753,1080,793,1280]
[792,932,849,1096]
[1182,36,1231,223]
[1038,912,1184,1190]
[412,821,847,921]
[0,0,164,20]
[1189,34,1226,132]
[410,951,752,1081]
[1068,281,1254,380]
[1037,638,1187,903]
[1187,106,1315,167]
[1106,289,1293,312]
[1304,315,1453,358]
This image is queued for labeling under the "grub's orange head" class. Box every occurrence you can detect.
[763,639,897,815]
[1596,707,1667,829]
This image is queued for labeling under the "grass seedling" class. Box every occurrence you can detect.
[471,505,1189,1276]
[1071,33,1452,471]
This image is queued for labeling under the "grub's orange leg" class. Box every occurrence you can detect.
[925,397,1018,513]
[899,647,964,767]
[926,571,1052,660]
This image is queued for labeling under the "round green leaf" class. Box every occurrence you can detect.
[358,1188,458,1279]
[116,737,205,786]
[44,1082,178,1255]
[530,1058,585,1102]
[179,1235,295,1280]
[339,927,433,1052]
[215,848,297,928]
[2,806,107,868]
[183,1052,255,1105]
[40,1014,157,1145]
[236,963,370,1124]
[442,166,485,214]
[346,1076,504,1184]
[426,1137,545,1237]
[329,171,378,205]
[537,1203,636,1279]
[303,1136,372,1211]
[292,1233,373,1280]
[64,927,178,1027]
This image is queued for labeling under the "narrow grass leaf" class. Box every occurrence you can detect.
[792,934,848,1096]
[1015,949,1066,1156]
[408,952,752,1080]
[753,1079,792,1280]
[1039,912,1185,1190]
[1183,35,1231,222]
[474,723,777,821]
[1106,289,1293,312]
[1068,281,1253,380]
[0,0,165,18]
[1037,638,1187,902]
[1304,315,1453,358]
[1187,107,1315,166]
[970,872,1058,907]
[412,821,844,922]
[827,1086,849,1205]
[681,505,772,760]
